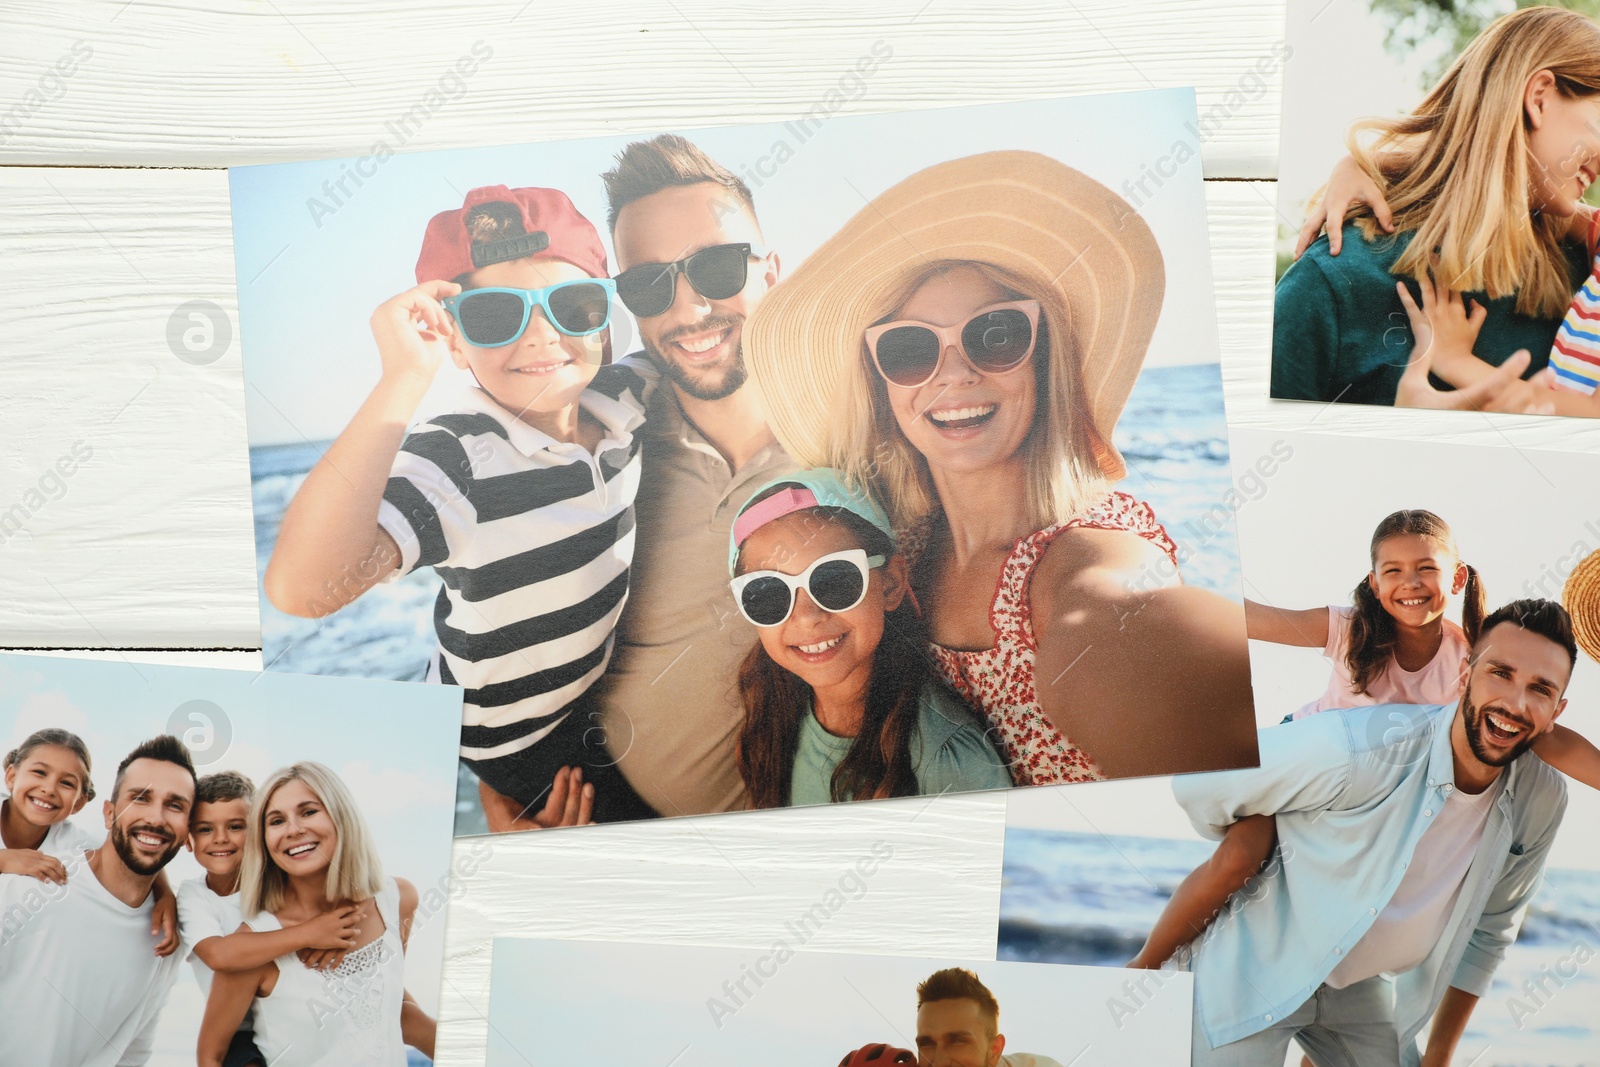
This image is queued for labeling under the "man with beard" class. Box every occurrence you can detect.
[583,134,796,818]
[1175,598,1573,1067]
[0,734,195,1065]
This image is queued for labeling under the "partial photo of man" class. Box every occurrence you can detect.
[0,734,196,1066]
[1177,599,1573,1066]
[913,967,1065,1067]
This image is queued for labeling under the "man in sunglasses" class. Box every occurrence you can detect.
[590,134,798,817]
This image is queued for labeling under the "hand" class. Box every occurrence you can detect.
[298,945,350,972]
[369,280,463,389]
[0,848,68,884]
[151,888,180,957]
[1400,274,1486,375]
[1393,280,1556,414]
[1396,346,1555,414]
[479,767,595,832]
[1295,154,1394,259]
[297,902,366,951]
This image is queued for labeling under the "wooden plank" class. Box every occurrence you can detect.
[0,0,1287,177]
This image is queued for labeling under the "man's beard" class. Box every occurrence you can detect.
[1460,683,1539,768]
[109,818,182,876]
[642,314,748,402]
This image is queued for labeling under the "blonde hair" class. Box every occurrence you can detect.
[239,762,384,918]
[829,260,1107,537]
[1339,6,1600,318]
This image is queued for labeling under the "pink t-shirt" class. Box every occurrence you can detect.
[1293,605,1469,719]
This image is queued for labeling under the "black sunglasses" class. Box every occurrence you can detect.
[613,242,765,318]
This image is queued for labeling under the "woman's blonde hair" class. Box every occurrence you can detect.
[1340,6,1600,317]
[829,260,1107,538]
[239,761,384,918]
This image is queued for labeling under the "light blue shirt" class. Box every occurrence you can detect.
[1173,703,1567,1060]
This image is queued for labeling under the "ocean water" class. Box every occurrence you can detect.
[251,363,1239,834]
[999,827,1600,1066]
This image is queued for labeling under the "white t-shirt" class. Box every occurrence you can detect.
[0,793,100,855]
[177,876,246,1003]
[1003,1055,1065,1067]
[0,847,181,1066]
[1326,778,1501,988]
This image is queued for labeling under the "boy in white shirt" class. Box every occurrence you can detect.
[179,771,366,1067]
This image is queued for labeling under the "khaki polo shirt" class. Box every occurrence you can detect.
[591,384,795,816]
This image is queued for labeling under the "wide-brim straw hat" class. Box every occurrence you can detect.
[744,150,1165,479]
[1563,549,1600,662]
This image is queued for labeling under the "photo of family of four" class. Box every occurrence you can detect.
[0,731,434,1065]
[261,133,1258,830]
[1275,6,1600,417]
[1004,501,1600,1066]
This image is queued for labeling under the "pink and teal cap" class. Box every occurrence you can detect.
[728,467,894,575]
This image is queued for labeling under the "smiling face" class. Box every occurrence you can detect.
[449,257,605,423]
[914,998,1004,1067]
[612,182,777,401]
[262,777,339,880]
[736,512,905,701]
[1524,71,1600,217]
[1367,533,1467,631]
[877,265,1039,480]
[1459,621,1570,769]
[104,758,193,877]
[3,744,90,831]
[189,797,250,881]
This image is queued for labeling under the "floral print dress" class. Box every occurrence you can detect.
[927,491,1179,785]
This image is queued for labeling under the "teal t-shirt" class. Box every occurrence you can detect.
[788,682,1012,806]
[1271,223,1584,405]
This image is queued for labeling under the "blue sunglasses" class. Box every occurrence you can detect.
[442,278,616,347]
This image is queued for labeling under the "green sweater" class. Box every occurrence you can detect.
[1271,223,1584,405]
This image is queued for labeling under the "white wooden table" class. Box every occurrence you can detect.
[7,3,1596,1063]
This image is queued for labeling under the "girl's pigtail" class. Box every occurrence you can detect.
[1346,576,1396,696]
[1461,563,1485,644]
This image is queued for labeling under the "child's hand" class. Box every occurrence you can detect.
[298,945,350,973]
[0,848,68,884]
[1405,273,1486,375]
[1394,280,1556,415]
[151,889,180,957]
[370,280,463,390]
[479,767,595,832]
[1296,155,1394,259]
[297,902,366,952]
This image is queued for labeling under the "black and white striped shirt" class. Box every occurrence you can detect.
[377,363,648,762]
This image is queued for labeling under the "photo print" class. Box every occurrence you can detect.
[999,427,1600,1066]
[1273,0,1600,418]
[231,89,1258,836]
[483,938,1194,1065]
[0,653,461,1066]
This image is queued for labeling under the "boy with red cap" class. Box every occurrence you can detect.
[265,185,657,827]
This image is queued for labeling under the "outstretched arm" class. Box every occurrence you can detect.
[1032,529,1257,778]
[195,907,365,973]
[1531,724,1600,791]
[1243,600,1330,648]
[263,281,460,617]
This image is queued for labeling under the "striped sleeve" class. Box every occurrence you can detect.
[1550,255,1600,395]
[377,423,482,577]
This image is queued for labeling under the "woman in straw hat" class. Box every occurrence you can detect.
[744,151,1255,783]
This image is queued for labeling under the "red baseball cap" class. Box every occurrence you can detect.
[414,185,609,285]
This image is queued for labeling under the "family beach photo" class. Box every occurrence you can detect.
[232,90,1260,835]
[998,428,1600,1066]
[1274,2,1600,416]
[483,939,1194,1065]
[0,654,461,1066]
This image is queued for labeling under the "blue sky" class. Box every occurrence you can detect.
[0,653,461,1058]
[231,89,1219,446]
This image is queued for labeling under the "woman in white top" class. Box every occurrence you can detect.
[197,761,434,1066]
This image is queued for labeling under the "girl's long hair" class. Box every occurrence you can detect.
[3,728,94,802]
[1347,509,1485,695]
[1338,6,1600,318]
[240,761,384,918]
[736,506,945,808]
